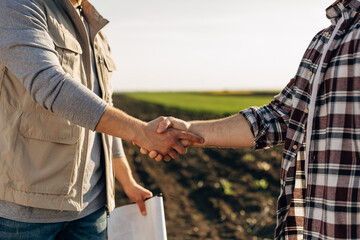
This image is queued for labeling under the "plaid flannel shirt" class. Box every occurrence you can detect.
[241,1,360,239]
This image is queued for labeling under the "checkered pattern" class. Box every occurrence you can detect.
[241,1,360,239]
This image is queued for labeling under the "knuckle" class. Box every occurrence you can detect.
[165,138,175,146]
[167,128,175,135]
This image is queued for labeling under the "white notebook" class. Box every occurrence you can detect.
[108,195,167,240]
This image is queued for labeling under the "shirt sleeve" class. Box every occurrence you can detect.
[240,78,294,150]
[112,137,126,158]
[0,0,108,131]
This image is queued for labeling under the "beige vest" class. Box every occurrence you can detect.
[0,0,117,211]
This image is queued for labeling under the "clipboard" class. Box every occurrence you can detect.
[108,195,167,240]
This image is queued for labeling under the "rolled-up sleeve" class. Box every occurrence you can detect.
[240,78,294,150]
[0,0,108,130]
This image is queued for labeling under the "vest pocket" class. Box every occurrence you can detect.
[50,27,83,79]
[104,55,117,72]
[98,54,116,103]
[10,112,80,195]
[19,112,80,144]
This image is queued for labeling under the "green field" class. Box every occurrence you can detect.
[120,91,279,115]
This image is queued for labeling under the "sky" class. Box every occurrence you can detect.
[92,0,331,92]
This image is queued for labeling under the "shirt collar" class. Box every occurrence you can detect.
[326,0,358,25]
[342,0,360,12]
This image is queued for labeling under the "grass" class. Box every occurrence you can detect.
[120,91,279,115]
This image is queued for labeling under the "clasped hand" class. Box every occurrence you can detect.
[134,117,199,161]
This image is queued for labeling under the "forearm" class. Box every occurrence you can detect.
[96,106,146,143]
[113,156,136,187]
[188,113,254,148]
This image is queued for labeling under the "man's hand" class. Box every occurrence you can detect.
[113,156,153,216]
[134,117,203,160]
[95,107,203,159]
[123,181,153,216]
[139,117,196,161]
[157,116,191,134]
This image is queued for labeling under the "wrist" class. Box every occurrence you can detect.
[188,121,206,147]
[187,121,194,131]
[132,121,147,145]
[121,178,138,191]
[188,121,199,136]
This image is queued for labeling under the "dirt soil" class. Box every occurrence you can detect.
[112,94,283,240]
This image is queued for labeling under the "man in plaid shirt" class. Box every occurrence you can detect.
[141,0,360,238]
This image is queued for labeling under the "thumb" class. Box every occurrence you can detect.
[158,117,191,134]
[157,118,172,133]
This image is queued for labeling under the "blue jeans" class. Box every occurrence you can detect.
[0,207,107,240]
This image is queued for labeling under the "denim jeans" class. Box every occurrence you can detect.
[0,207,107,240]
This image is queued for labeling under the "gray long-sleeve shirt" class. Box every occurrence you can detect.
[0,0,107,130]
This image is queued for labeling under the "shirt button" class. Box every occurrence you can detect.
[309,71,313,76]
[293,145,298,150]
[305,108,309,114]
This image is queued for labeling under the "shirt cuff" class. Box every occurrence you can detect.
[240,108,269,150]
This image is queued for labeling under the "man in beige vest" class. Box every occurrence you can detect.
[0,0,202,239]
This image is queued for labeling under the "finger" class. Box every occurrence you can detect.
[168,150,179,160]
[180,139,191,147]
[149,151,158,159]
[140,148,149,155]
[145,190,153,198]
[177,130,204,144]
[136,199,147,216]
[164,155,171,162]
[171,141,187,155]
[157,118,172,134]
[155,154,164,161]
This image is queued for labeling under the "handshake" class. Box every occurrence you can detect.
[96,106,254,159]
[133,116,204,162]
[132,114,255,161]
